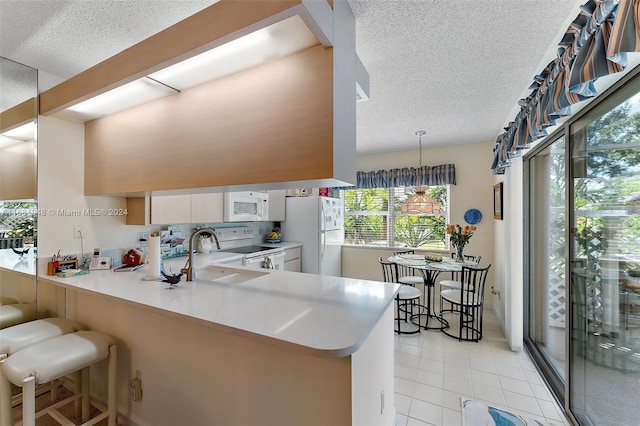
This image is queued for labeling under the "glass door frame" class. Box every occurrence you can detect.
[523,127,570,409]
[523,64,640,425]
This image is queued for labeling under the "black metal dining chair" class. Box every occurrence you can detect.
[440,254,482,290]
[379,257,422,335]
[393,250,425,287]
[440,264,491,341]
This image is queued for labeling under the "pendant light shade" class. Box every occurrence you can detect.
[402,130,441,215]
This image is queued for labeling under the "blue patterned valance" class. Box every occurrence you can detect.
[348,164,456,189]
[492,0,640,174]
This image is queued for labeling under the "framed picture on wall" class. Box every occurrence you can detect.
[493,182,503,220]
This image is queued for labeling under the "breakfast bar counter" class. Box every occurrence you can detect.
[37,254,398,425]
[38,255,397,357]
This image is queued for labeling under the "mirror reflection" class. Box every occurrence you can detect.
[0,56,38,329]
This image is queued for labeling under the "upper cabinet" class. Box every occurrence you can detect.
[126,193,224,225]
[39,1,364,196]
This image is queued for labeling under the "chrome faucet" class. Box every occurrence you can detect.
[181,227,220,281]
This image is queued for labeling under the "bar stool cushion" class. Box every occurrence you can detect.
[398,284,421,300]
[0,304,36,330]
[0,318,82,356]
[3,331,113,386]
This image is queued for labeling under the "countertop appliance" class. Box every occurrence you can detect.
[280,196,343,276]
[223,191,268,222]
[214,227,285,270]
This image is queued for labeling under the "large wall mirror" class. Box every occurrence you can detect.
[0,56,39,328]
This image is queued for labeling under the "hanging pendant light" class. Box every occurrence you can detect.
[402,130,441,215]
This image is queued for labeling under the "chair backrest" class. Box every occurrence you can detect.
[379,257,399,283]
[393,250,415,256]
[459,264,491,305]
[393,250,419,277]
[450,253,481,263]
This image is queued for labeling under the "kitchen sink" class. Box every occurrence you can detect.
[196,265,268,284]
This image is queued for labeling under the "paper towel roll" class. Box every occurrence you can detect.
[146,235,161,279]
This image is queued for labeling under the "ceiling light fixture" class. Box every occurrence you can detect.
[402,130,440,215]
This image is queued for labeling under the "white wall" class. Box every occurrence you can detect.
[493,159,524,352]
[342,142,498,306]
[37,115,166,256]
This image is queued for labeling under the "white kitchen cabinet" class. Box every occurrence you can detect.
[151,195,192,224]
[191,193,223,223]
[127,193,223,225]
[284,246,301,272]
[268,189,286,221]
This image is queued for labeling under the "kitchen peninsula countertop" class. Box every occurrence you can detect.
[38,252,397,358]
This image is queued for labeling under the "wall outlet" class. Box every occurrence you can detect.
[137,232,150,247]
[129,377,142,401]
[73,224,84,239]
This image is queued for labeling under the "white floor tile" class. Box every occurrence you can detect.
[472,384,506,406]
[396,363,419,381]
[530,383,553,401]
[409,399,443,426]
[442,390,471,412]
[421,348,445,363]
[395,392,412,415]
[469,356,496,374]
[503,391,543,416]
[396,352,422,368]
[443,363,471,381]
[395,377,416,396]
[442,407,461,426]
[395,413,408,426]
[400,342,423,357]
[491,353,522,369]
[419,359,444,374]
[498,376,534,397]
[394,312,569,426]
[416,369,444,388]
[497,366,528,381]
[537,399,563,421]
[523,369,543,385]
[470,370,501,388]
[442,351,469,366]
[407,417,434,426]
[443,376,473,395]
[413,383,444,405]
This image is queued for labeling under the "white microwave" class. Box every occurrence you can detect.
[223,191,269,222]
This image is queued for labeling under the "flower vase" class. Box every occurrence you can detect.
[455,245,465,263]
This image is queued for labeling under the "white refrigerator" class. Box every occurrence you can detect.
[281,196,343,276]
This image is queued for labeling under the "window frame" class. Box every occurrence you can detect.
[341,185,451,249]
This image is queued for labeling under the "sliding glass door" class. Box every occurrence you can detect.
[526,134,567,399]
[568,83,640,426]
[525,70,640,425]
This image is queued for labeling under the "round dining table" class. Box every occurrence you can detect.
[388,254,479,331]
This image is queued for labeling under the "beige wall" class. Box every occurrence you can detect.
[341,142,498,306]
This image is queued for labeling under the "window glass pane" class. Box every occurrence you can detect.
[343,186,448,249]
[343,189,388,245]
[569,88,640,426]
[526,135,566,396]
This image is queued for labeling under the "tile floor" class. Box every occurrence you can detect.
[393,309,572,426]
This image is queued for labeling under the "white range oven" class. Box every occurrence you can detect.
[214,227,285,270]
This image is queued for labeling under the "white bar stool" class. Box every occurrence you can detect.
[0,318,82,426]
[1,331,116,426]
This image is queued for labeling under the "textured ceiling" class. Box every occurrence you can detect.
[0,0,582,153]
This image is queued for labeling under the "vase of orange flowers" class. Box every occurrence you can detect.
[446,224,477,262]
